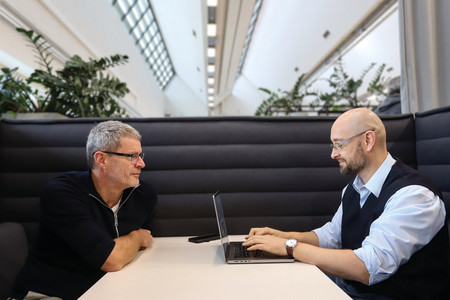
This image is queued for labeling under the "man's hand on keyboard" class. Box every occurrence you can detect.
[242,234,288,257]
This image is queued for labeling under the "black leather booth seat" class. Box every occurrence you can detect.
[415,106,450,211]
[2,106,450,299]
[0,113,421,243]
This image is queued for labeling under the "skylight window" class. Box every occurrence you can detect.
[111,0,175,90]
[236,0,262,77]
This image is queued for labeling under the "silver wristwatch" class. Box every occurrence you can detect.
[285,239,298,258]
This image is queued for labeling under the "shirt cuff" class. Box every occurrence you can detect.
[353,247,391,285]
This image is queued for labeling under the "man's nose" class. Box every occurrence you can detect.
[330,147,339,160]
[136,156,145,168]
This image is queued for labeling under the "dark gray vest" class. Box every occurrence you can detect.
[341,160,449,299]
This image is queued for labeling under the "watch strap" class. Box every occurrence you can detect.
[286,245,294,258]
[285,239,297,258]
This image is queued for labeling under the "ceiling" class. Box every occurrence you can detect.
[152,0,398,115]
[0,0,398,117]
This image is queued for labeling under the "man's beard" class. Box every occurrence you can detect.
[340,144,366,175]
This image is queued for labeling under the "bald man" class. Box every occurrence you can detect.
[243,108,449,299]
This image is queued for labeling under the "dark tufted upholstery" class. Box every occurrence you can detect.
[0,113,418,242]
[0,222,28,299]
[415,106,450,213]
[3,108,450,297]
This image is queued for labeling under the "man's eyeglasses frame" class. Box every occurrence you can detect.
[330,128,375,151]
[98,151,145,164]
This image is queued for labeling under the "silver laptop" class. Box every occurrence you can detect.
[212,192,294,264]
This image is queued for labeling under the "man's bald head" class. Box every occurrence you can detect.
[331,108,387,150]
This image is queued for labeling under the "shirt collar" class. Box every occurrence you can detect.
[353,153,396,198]
[86,170,103,199]
[87,169,138,203]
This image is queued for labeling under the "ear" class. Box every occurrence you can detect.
[93,152,108,170]
[365,131,376,152]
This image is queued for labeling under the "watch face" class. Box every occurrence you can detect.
[286,239,297,248]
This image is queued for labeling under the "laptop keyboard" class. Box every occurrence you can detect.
[232,243,264,259]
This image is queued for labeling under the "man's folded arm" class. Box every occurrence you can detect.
[101,228,153,272]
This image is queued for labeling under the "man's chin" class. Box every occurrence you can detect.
[127,179,140,188]
[340,165,354,175]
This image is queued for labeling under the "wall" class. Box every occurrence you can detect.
[0,0,166,117]
[164,76,208,117]
[220,0,401,116]
[307,8,401,107]
[400,0,450,113]
[219,75,265,116]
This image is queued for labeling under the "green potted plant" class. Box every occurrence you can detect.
[312,59,387,114]
[255,59,389,116]
[255,74,317,116]
[0,28,129,118]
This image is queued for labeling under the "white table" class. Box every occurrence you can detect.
[79,236,351,299]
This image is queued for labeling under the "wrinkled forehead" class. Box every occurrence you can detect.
[117,136,142,150]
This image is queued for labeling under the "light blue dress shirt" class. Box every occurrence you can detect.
[313,153,446,285]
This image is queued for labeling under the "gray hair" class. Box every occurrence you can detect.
[86,120,142,169]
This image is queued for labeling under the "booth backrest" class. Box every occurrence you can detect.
[0,114,418,243]
[415,106,450,213]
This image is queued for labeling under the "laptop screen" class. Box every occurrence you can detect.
[212,192,229,256]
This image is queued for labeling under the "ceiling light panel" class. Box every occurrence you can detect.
[207,0,218,6]
[207,47,216,57]
[207,24,217,36]
[111,0,175,90]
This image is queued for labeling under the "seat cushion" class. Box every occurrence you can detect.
[0,222,28,299]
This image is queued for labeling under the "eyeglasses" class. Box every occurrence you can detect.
[99,151,145,164]
[330,128,375,151]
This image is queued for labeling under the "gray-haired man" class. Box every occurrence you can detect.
[11,121,157,300]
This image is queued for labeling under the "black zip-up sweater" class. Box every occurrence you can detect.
[12,171,157,300]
